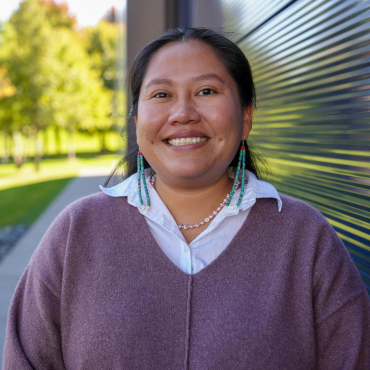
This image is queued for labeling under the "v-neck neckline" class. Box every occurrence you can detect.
[129,197,264,279]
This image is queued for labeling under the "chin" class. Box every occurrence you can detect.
[169,169,206,179]
[167,163,228,183]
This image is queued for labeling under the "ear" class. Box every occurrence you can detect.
[242,105,253,140]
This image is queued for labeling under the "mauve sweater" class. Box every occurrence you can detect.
[3,192,370,370]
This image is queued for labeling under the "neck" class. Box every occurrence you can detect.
[154,171,234,244]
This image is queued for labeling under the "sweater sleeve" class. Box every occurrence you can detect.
[2,207,70,370]
[2,265,65,370]
[313,221,370,370]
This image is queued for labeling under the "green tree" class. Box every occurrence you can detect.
[0,0,56,170]
[0,0,115,166]
[0,67,16,99]
[42,0,77,29]
[84,20,120,91]
[0,66,17,164]
[47,27,114,158]
[83,20,125,152]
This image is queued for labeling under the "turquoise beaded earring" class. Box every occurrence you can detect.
[226,140,246,210]
[137,149,150,211]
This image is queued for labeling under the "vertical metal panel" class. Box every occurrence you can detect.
[220,0,294,39]
[220,0,370,292]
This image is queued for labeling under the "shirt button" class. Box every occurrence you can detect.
[183,244,189,253]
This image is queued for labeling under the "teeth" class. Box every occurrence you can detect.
[167,137,208,146]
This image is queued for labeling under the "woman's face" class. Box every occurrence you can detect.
[135,40,252,187]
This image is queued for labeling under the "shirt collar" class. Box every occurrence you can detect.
[100,168,282,213]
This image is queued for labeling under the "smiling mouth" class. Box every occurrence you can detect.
[166,137,208,146]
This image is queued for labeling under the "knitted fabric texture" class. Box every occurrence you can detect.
[3,192,370,369]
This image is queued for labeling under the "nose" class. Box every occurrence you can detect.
[168,98,201,125]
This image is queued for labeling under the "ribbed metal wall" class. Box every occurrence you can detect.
[220,0,370,292]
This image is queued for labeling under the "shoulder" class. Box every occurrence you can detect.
[253,193,346,264]
[256,192,329,231]
[279,194,340,246]
[51,191,136,229]
[279,193,328,224]
[65,190,129,216]
[256,194,366,300]
[269,195,363,289]
[30,192,134,288]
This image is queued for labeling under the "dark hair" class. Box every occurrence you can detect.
[105,27,264,187]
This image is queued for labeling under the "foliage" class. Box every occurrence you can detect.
[0,67,17,142]
[45,27,114,135]
[0,0,123,167]
[0,67,16,99]
[82,19,126,150]
[0,0,51,133]
[41,0,77,29]
[84,20,120,91]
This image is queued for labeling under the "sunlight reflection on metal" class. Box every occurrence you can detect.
[220,0,370,293]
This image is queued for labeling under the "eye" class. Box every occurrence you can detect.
[153,92,169,98]
[198,88,216,96]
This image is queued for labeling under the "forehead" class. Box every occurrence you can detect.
[143,40,231,84]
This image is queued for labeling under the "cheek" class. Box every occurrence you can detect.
[136,109,166,142]
[136,124,156,147]
[208,104,243,139]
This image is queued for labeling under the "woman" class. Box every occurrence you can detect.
[3,28,370,370]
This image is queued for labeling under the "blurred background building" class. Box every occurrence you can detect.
[127,0,370,293]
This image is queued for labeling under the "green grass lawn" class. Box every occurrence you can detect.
[0,178,73,227]
[0,125,124,228]
[0,154,120,190]
[0,153,121,227]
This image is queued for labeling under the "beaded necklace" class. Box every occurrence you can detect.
[150,173,240,230]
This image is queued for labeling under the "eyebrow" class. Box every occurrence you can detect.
[144,73,225,89]
[192,73,225,84]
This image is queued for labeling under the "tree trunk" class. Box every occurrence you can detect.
[43,129,49,157]
[100,131,107,154]
[34,129,42,172]
[23,131,29,162]
[54,126,62,155]
[13,130,25,168]
[68,129,76,160]
[1,130,10,164]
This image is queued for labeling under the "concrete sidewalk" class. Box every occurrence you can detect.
[0,175,107,367]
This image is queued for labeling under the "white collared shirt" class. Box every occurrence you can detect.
[100,168,282,274]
